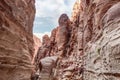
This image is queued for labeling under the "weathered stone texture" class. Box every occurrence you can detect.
[0,0,35,80]
[55,0,120,79]
[80,0,120,80]
[35,0,120,80]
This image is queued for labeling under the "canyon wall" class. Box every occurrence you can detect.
[81,0,120,80]
[72,0,120,80]
[0,0,35,80]
[36,0,120,80]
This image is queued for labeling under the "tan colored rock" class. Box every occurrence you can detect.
[63,71,72,77]
[0,0,35,80]
[63,65,75,72]
[71,0,81,22]
[39,56,59,80]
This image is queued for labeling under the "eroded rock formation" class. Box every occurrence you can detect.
[71,0,120,80]
[0,0,35,80]
[35,0,120,80]
[35,13,82,80]
[82,1,120,80]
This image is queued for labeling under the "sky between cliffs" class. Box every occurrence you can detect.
[33,0,75,39]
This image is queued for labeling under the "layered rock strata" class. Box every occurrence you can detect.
[72,0,120,80]
[36,0,120,80]
[82,1,120,80]
[0,0,35,80]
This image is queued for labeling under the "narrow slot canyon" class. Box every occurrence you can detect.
[0,0,120,80]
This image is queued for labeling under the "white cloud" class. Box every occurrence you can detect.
[34,32,51,40]
[35,0,75,25]
[34,21,43,25]
[33,0,76,35]
[36,0,64,17]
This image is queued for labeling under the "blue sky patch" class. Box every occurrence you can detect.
[33,0,75,39]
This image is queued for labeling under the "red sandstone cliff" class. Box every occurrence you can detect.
[0,0,35,80]
[36,0,120,80]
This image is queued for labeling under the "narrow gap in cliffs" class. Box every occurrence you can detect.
[0,0,120,80]
[31,0,83,80]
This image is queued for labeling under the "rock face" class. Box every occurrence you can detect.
[71,0,120,80]
[69,0,120,79]
[35,35,51,71]
[56,14,70,57]
[39,56,58,80]
[0,0,35,80]
[32,35,41,64]
[78,0,120,80]
[35,0,120,80]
